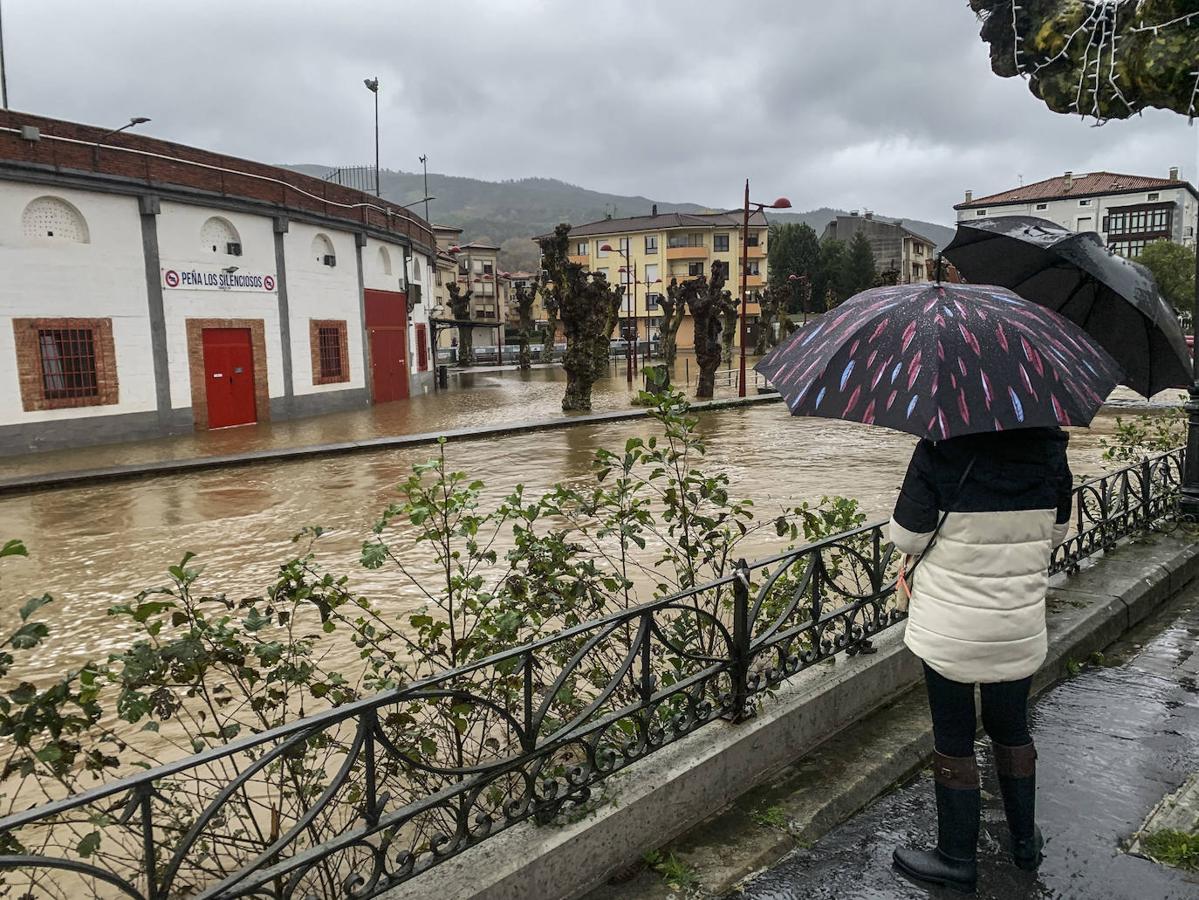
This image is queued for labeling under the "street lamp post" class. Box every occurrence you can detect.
[1179,202,1199,518]
[364,78,380,196]
[91,117,151,168]
[738,181,791,397]
[601,242,636,384]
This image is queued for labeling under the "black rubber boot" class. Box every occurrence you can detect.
[893,751,979,894]
[994,741,1043,871]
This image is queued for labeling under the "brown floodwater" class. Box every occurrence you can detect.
[0,369,1163,683]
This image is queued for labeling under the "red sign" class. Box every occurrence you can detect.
[164,269,180,288]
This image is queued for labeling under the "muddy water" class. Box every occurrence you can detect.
[0,395,1144,682]
[0,357,731,480]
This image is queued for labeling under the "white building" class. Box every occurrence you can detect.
[955,169,1199,258]
[0,111,438,455]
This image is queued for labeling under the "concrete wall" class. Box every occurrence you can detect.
[158,201,285,410]
[284,222,364,397]
[0,183,157,424]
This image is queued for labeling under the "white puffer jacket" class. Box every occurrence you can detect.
[888,429,1072,684]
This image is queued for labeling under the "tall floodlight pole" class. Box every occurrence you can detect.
[0,0,9,109]
[419,154,430,223]
[738,182,791,397]
[364,77,380,196]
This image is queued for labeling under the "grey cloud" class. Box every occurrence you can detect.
[4,0,1194,223]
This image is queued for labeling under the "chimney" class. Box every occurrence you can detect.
[850,209,860,217]
[651,204,658,217]
[1170,166,1180,181]
[864,210,874,220]
[965,190,972,203]
[1063,171,1073,191]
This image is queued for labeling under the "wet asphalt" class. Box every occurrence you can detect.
[731,592,1199,900]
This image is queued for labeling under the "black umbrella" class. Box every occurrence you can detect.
[943,215,1190,397]
[756,283,1122,441]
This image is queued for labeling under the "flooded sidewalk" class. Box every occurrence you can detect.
[0,358,744,482]
[0,359,1177,484]
[733,590,1199,900]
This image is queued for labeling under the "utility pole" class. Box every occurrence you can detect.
[0,0,9,109]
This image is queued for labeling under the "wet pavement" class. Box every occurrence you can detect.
[0,356,735,481]
[731,592,1199,900]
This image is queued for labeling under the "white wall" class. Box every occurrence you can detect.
[0,183,157,424]
[957,187,1199,249]
[284,223,364,395]
[157,201,283,410]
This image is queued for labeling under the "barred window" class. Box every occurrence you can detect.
[319,327,342,379]
[310,320,350,385]
[39,328,98,399]
[13,317,117,411]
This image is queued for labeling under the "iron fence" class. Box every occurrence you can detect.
[322,165,379,195]
[0,447,1184,899]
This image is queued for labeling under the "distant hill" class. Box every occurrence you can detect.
[284,165,955,271]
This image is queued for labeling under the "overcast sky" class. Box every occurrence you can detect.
[4,0,1196,223]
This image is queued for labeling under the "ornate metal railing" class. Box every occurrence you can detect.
[0,448,1184,899]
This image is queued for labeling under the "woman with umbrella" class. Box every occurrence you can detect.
[758,281,1124,894]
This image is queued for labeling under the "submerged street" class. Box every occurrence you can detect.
[0,368,1149,682]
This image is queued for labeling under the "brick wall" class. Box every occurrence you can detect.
[0,110,435,251]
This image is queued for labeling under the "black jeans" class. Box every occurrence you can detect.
[923,662,1032,757]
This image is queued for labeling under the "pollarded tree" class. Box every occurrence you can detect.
[539,224,624,411]
[685,264,736,400]
[659,278,689,378]
[754,285,788,354]
[513,279,540,371]
[447,282,475,367]
[970,0,1199,120]
[719,300,738,368]
[541,290,560,363]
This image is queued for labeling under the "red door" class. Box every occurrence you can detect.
[202,328,257,428]
[369,327,409,403]
[415,323,429,372]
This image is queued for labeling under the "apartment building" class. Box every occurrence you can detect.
[550,206,771,351]
[821,212,938,284]
[955,169,1199,258]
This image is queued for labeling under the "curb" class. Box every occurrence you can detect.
[0,392,783,496]
[382,530,1199,900]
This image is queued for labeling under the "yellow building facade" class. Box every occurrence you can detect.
[549,208,772,352]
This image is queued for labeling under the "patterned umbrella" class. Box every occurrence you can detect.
[755,282,1122,440]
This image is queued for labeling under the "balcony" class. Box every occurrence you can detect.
[568,255,589,266]
[743,274,765,288]
[745,245,767,259]
[665,245,710,261]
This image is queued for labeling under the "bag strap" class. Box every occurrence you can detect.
[905,454,977,580]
